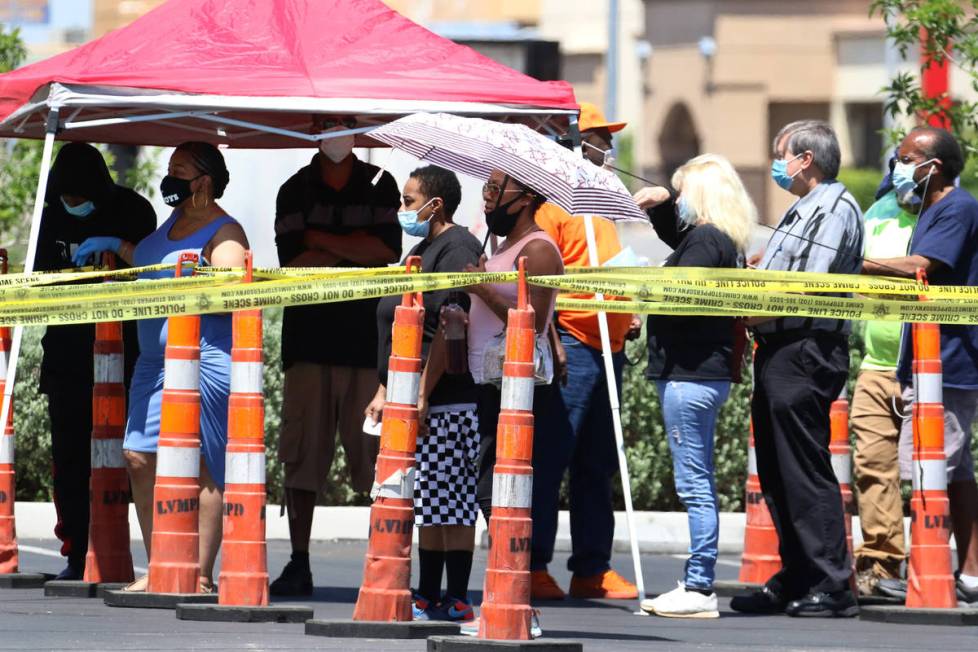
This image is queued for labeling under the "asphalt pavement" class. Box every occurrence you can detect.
[1,538,975,651]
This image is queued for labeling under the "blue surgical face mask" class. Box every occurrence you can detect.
[892,158,937,203]
[770,152,805,191]
[398,198,436,238]
[677,194,697,226]
[61,197,95,218]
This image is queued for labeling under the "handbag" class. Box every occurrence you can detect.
[481,330,554,387]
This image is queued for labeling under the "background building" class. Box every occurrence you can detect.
[639,0,921,223]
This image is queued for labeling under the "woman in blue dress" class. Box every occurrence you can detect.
[77,141,249,592]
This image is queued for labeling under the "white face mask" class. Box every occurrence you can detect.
[319,131,355,163]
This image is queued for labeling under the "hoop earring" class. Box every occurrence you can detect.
[191,190,198,209]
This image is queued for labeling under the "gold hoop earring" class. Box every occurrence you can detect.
[191,190,198,209]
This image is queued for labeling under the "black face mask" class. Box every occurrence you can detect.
[160,174,201,208]
[485,194,525,236]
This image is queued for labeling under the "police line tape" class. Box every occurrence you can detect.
[1,266,978,327]
[0,262,409,288]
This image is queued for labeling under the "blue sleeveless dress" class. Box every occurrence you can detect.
[123,211,237,489]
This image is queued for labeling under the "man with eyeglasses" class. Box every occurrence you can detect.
[270,115,401,595]
[732,120,863,618]
[527,103,641,600]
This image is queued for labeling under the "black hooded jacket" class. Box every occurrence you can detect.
[36,143,157,393]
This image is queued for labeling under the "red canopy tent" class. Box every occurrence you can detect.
[0,0,577,147]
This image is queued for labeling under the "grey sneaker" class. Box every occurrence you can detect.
[876,578,907,601]
[955,571,978,605]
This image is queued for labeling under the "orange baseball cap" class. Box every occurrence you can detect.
[578,102,627,133]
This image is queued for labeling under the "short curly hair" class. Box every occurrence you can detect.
[409,165,462,218]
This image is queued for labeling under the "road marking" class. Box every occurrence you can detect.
[18,544,147,573]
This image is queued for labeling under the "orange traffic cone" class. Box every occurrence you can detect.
[104,253,215,609]
[0,275,18,576]
[736,422,781,586]
[479,257,536,641]
[148,252,203,595]
[307,257,456,639]
[905,272,956,609]
[352,255,425,622]
[829,388,856,590]
[86,252,135,585]
[0,249,47,589]
[48,253,135,598]
[177,252,310,624]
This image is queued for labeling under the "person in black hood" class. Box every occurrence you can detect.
[35,142,156,580]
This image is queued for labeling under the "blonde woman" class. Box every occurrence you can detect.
[634,154,757,618]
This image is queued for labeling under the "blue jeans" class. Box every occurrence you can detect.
[655,379,731,590]
[531,330,623,576]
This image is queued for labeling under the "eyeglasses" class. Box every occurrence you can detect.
[482,182,528,198]
[321,116,358,130]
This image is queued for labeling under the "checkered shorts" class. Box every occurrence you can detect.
[414,405,480,527]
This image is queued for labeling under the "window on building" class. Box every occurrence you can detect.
[846,102,885,168]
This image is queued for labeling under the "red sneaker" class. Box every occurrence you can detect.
[569,569,638,599]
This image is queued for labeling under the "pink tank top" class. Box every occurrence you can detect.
[467,230,563,384]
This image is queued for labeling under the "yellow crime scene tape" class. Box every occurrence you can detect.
[2,265,978,328]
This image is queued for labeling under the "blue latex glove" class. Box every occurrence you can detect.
[72,236,122,267]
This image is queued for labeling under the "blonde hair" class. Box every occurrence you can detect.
[671,154,757,251]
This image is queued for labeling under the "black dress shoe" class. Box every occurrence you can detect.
[54,562,83,581]
[730,586,787,614]
[785,590,859,618]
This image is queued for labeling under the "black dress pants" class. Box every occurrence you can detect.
[47,387,93,567]
[751,332,852,597]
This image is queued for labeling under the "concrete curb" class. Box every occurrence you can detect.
[13,502,925,555]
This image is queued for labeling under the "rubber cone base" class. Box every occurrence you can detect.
[305,619,460,639]
[0,573,51,589]
[859,605,978,626]
[103,589,218,609]
[711,580,763,597]
[427,636,583,652]
[44,581,127,598]
[176,603,313,623]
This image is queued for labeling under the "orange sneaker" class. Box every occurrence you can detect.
[568,569,638,599]
[530,570,566,600]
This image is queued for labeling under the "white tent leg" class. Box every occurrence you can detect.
[0,109,59,446]
[583,213,646,611]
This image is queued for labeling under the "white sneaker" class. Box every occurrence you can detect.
[640,582,719,619]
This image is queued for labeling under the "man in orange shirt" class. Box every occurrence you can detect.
[529,103,640,600]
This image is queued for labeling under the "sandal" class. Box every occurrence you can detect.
[199,577,215,594]
[122,575,149,592]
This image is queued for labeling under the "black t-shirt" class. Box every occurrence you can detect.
[645,211,742,381]
[275,154,401,369]
[376,225,483,406]
[36,185,157,393]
